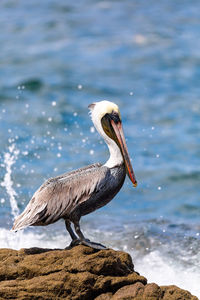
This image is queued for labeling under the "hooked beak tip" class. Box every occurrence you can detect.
[133,181,137,188]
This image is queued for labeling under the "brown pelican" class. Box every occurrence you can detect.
[12,100,137,249]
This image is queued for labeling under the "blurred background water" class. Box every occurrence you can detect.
[0,0,200,297]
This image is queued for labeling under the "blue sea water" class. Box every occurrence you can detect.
[0,0,200,297]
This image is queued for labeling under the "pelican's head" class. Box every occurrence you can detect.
[88,100,137,187]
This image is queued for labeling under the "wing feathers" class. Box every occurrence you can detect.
[12,163,108,231]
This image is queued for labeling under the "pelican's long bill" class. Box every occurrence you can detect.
[101,113,137,187]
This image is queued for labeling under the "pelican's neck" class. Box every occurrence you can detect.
[92,115,123,168]
[104,139,123,168]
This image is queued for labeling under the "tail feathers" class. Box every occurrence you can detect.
[11,212,35,232]
[11,223,30,232]
[11,202,47,232]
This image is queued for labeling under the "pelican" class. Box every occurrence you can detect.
[12,100,137,249]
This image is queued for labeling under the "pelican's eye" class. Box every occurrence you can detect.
[109,111,121,124]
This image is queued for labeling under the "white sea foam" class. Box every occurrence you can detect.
[133,250,200,299]
[0,228,70,250]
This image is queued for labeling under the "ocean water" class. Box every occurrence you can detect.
[0,0,200,297]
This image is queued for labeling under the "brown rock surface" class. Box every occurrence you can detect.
[0,246,198,300]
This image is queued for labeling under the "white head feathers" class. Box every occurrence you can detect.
[88,100,123,168]
[88,100,120,122]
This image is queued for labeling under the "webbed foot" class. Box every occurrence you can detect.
[80,239,108,250]
[65,238,108,250]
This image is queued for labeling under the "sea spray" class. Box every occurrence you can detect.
[1,144,20,219]
[0,144,25,249]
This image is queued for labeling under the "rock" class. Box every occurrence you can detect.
[0,246,146,300]
[111,282,199,300]
[0,246,198,300]
[112,282,162,300]
[161,285,199,300]
[95,293,113,300]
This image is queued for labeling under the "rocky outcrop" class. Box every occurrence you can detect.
[0,246,198,300]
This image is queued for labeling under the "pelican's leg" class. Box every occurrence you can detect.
[65,219,78,240]
[74,220,108,250]
[65,220,80,249]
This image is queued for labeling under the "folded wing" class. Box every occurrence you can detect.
[12,163,108,231]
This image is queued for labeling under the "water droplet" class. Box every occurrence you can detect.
[158,186,162,190]
[77,84,83,90]
[52,101,57,106]
[129,91,133,96]
[89,149,94,155]
[90,126,95,133]
[57,153,61,158]
[22,151,28,156]
[73,112,78,117]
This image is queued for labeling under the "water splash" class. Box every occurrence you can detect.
[1,144,20,219]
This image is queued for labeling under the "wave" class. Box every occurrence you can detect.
[134,250,200,299]
[0,227,70,250]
